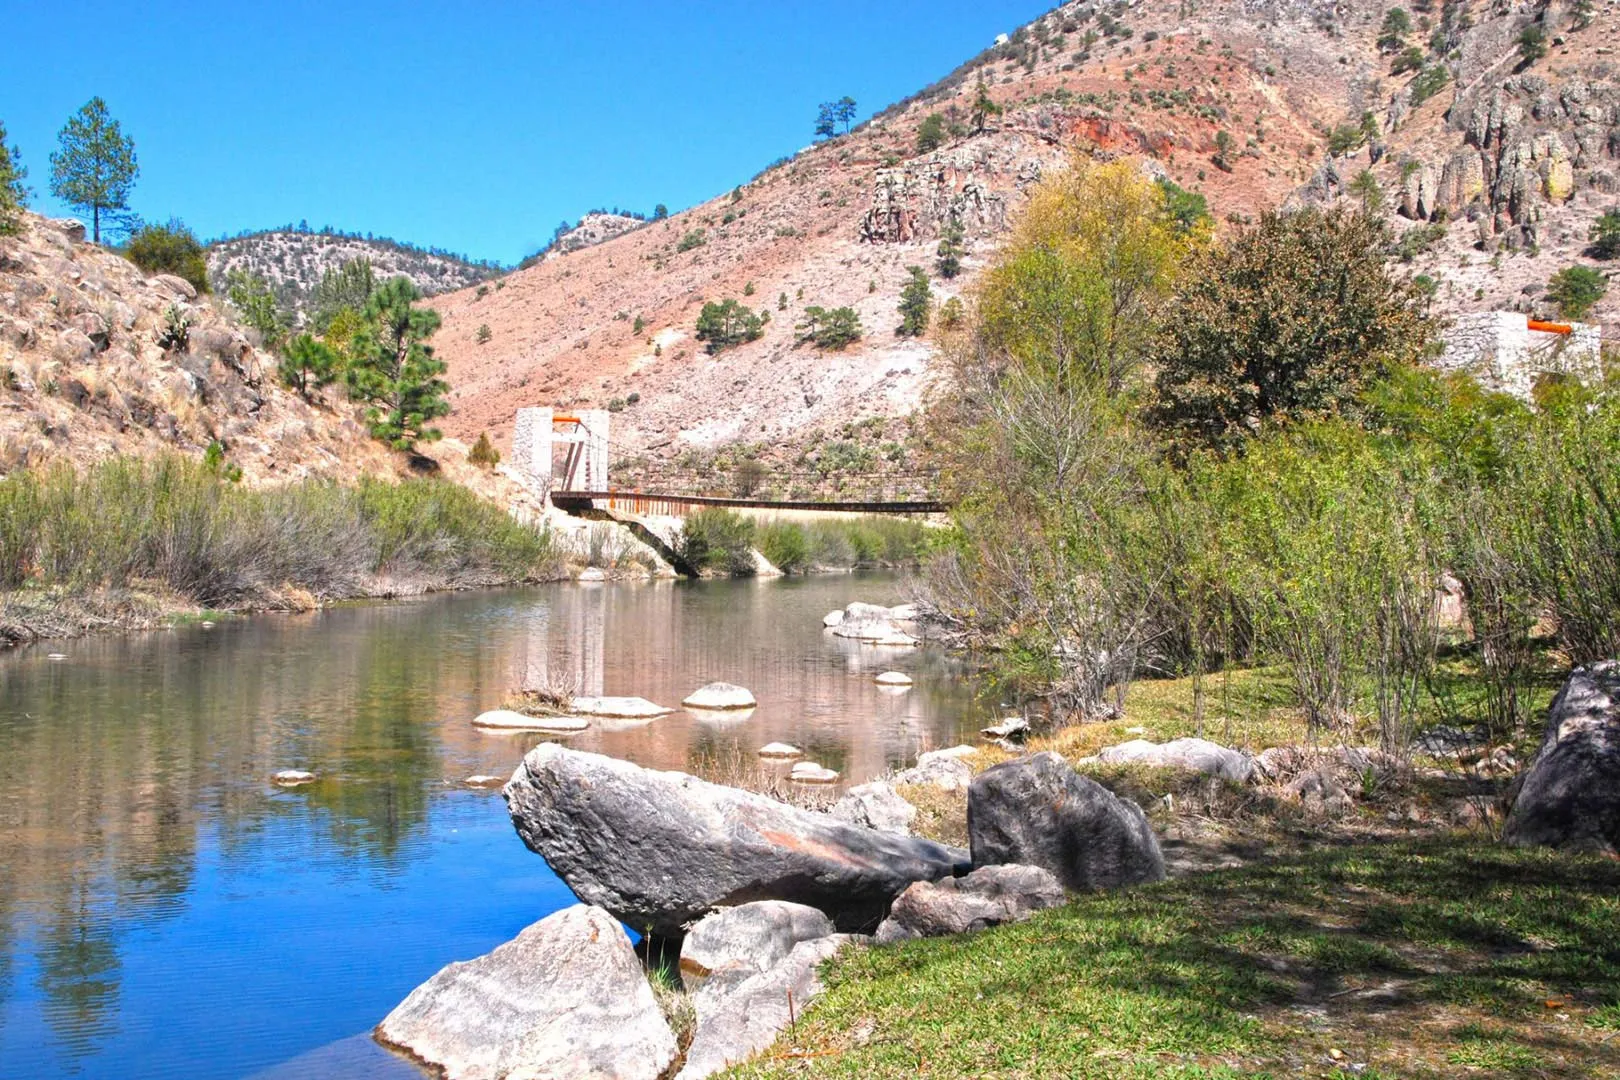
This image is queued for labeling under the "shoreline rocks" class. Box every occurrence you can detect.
[789,761,840,783]
[375,904,677,1080]
[503,744,969,936]
[678,901,835,997]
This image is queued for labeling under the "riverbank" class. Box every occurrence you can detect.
[0,454,568,645]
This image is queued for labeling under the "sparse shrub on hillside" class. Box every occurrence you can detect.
[1156,178,1209,234]
[1588,210,1620,260]
[797,306,863,350]
[468,432,500,468]
[1408,64,1450,106]
[676,229,707,253]
[694,298,764,354]
[0,121,28,236]
[938,295,964,330]
[1149,208,1434,454]
[49,97,138,244]
[347,277,449,450]
[971,75,1002,132]
[1377,7,1411,51]
[157,304,191,353]
[225,268,291,353]
[1516,25,1547,67]
[279,333,341,400]
[1212,130,1235,171]
[732,459,766,497]
[632,315,645,334]
[126,219,210,294]
[678,507,757,576]
[476,323,492,345]
[1546,265,1607,319]
[1391,44,1425,74]
[916,113,947,153]
[897,266,932,337]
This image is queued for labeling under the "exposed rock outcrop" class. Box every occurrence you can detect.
[678,901,836,998]
[503,744,969,936]
[830,780,917,835]
[1504,661,1620,854]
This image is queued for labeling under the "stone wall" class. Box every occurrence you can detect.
[1437,311,1603,399]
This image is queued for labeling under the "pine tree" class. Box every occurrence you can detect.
[49,98,138,244]
[0,121,28,236]
[309,257,376,333]
[347,277,450,450]
[971,76,1003,133]
[936,218,966,278]
[897,266,932,337]
[279,333,342,399]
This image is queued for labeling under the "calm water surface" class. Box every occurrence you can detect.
[0,574,987,1079]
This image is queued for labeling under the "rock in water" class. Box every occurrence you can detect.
[679,901,835,996]
[968,752,1165,890]
[681,682,757,710]
[831,781,917,835]
[569,696,672,720]
[822,609,845,628]
[375,904,677,1080]
[1504,661,1620,854]
[272,769,316,787]
[1097,737,1255,783]
[503,744,968,936]
[472,709,589,733]
[675,935,861,1080]
[756,742,801,759]
[874,864,1065,943]
[789,761,840,783]
[875,671,913,686]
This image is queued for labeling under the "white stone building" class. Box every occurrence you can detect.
[1436,311,1603,400]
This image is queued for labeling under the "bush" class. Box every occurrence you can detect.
[916,113,947,153]
[126,219,209,294]
[677,507,756,575]
[1408,65,1450,106]
[796,306,862,349]
[1590,210,1620,260]
[676,229,707,253]
[468,432,500,468]
[278,333,341,399]
[695,298,764,354]
[1546,265,1607,318]
[757,520,809,572]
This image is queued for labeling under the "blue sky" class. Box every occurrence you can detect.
[2,1,1051,265]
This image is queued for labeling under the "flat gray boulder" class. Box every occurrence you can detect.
[830,781,916,835]
[504,744,969,936]
[1097,737,1255,783]
[893,747,977,791]
[675,935,861,1080]
[375,904,676,1080]
[679,901,834,998]
[875,863,1065,943]
[968,752,1165,891]
[1504,661,1620,854]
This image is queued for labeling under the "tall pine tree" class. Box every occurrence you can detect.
[347,277,449,450]
[49,98,138,244]
[0,120,28,236]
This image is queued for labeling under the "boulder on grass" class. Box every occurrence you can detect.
[874,863,1065,943]
[968,752,1165,891]
[1097,737,1255,783]
[504,744,969,936]
[675,935,861,1080]
[830,781,916,835]
[679,900,835,998]
[375,904,677,1080]
[1504,661,1620,854]
[893,747,976,791]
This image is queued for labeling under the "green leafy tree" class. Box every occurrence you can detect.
[653,203,669,220]
[309,257,376,333]
[1213,130,1235,170]
[0,120,28,236]
[1377,7,1411,51]
[347,277,450,449]
[125,219,209,293]
[1546,265,1607,318]
[935,218,966,278]
[278,333,342,399]
[971,76,1003,132]
[225,269,290,352]
[796,305,863,349]
[897,266,932,337]
[1149,208,1435,453]
[694,298,764,354]
[1391,45,1426,74]
[1588,210,1620,260]
[49,97,138,244]
[916,113,947,153]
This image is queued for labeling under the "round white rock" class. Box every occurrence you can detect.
[874,671,913,686]
[790,761,840,784]
[273,770,316,786]
[473,709,590,733]
[681,682,757,710]
[757,742,803,759]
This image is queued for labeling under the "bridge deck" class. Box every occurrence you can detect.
[552,491,948,515]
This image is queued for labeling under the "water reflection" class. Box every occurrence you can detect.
[0,574,986,1078]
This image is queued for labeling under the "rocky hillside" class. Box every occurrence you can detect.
[430,0,1617,469]
[0,212,526,496]
[207,227,501,321]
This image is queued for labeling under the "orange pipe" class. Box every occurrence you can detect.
[1527,319,1573,335]
[552,414,581,424]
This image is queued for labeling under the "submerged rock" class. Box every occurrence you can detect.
[875,671,913,686]
[682,682,757,710]
[822,609,845,627]
[272,769,316,787]
[875,863,1065,943]
[375,904,677,1080]
[968,752,1165,891]
[1097,737,1255,783]
[577,566,608,582]
[676,935,862,1080]
[1504,661,1620,854]
[679,900,835,998]
[503,744,968,936]
[569,696,672,720]
[831,781,916,835]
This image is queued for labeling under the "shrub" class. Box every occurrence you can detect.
[476,324,492,344]
[1408,65,1450,106]
[279,333,341,399]
[1516,25,1547,67]
[757,520,809,572]
[1546,265,1608,318]
[468,432,500,468]
[676,229,707,253]
[677,507,756,575]
[1590,210,1620,260]
[938,296,965,329]
[796,306,862,349]
[694,298,764,354]
[126,219,210,294]
[916,113,947,153]
[936,219,965,278]
[224,269,290,353]
[732,459,766,496]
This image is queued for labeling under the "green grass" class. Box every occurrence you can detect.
[756,516,931,573]
[725,842,1620,1078]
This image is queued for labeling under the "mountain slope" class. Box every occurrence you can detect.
[430,0,1617,468]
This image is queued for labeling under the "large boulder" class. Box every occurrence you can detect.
[1504,662,1620,854]
[874,863,1065,943]
[679,901,835,997]
[675,935,861,1080]
[830,781,917,835]
[504,744,969,936]
[375,904,677,1080]
[829,601,915,642]
[968,752,1165,891]
[893,747,976,791]
[1097,737,1255,783]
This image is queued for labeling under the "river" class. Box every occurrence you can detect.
[0,573,986,1079]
